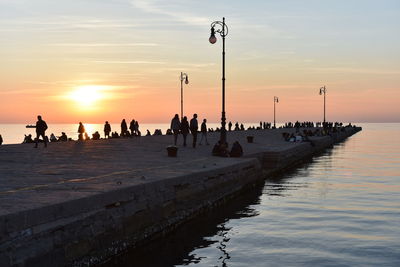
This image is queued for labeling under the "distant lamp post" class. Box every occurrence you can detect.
[319,86,327,124]
[274,96,279,128]
[180,72,189,119]
[209,17,229,145]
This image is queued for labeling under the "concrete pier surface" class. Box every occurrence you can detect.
[0,127,361,266]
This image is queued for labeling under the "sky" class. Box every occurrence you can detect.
[0,0,399,123]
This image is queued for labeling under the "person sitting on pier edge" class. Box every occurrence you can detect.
[166,129,173,135]
[230,141,243,157]
[84,132,90,140]
[199,118,209,145]
[104,121,111,138]
[78,122,85,141]
[34,115,48,148]
[50,133,57,142]
[146,129,151,136]
[92,131,100,140]
[190,113,198,148]
[228,121,232,131]
[59,132,68,142]
[121,119,128,137]
[180,116,190,147]
[170,114,181,145]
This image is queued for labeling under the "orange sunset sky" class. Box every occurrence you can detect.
[1,0,399,124]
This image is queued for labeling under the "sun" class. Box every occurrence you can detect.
[69,85,105,107]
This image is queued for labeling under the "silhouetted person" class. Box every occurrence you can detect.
[50,133,57,142]
[104,121,111,138]
[135,120,140,136]
[59,132,68,142]
[190,113,198,148]
[228,121,232,131]
[240,123,245,131]
[92,131,100,140]
[78,122,85,140]
[0,134,2,145]
[181,116,190,147]
[129,119,136,135]
[146,129,151,136]
[170,114,181,145]
[23,134,34,143]
[199,119,209,145]
[234,122,239,131]
[34,115,48,148]
[230,141,243,157]
[121,119,128,136]
[212,141,229,157]
[84,132,90,140]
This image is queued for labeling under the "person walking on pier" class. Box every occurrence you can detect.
[180,116,190,147]
[34,115,48,148]
[129,119,135,135]
[104,121,111,138]
[170,114,181,146]
[190,113,198,148]
[199,118,209,145]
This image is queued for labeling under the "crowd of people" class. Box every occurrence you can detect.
[1,115,354,159]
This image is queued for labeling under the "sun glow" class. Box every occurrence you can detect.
[69,85,106,107]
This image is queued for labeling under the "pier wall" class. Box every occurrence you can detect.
[0,127,361,266]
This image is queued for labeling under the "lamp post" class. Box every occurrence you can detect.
[180,72,189,119]
[209,17,228,145]
[274,96,279,128]
[319,86,327,125]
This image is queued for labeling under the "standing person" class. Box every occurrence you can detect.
[180,116,190,147]
[0,134,3,145]
[228,121,232,131]
[170,114,181,145]
[78,122,85,140]
[121,119,128,137]
[199,118,209,145]
[34,115,48,148]
[135,120,140,136]
[104,121,111,138]
[129,119,136,135]
[189,113,198,148]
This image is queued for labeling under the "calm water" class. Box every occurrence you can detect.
[104,123,400,267]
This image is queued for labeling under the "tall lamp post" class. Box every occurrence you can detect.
[209,17,229,145]
[319,85,327,125]
[180,72,189,119]
[274,96,279,128]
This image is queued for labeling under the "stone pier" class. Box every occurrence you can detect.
[0,127,361,266]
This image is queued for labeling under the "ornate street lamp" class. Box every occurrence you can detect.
[274,96,279,128]
[319,85,327,125]
[209,17,229,145]
[180,72,189,119]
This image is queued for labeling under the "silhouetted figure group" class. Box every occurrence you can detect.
[170,113,205,148]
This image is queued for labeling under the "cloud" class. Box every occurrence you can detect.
[308,67,400,75]
[131,0,209,26]
[90,60,166,64]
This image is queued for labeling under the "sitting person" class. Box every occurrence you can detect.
[59,132,68,142]
[212,141,229,157]
[23,134,34,143]
[146,129,151,136]
[230,141,243,157]
[92,131,100,140]
[84,132,90,140]
[50,133,57,142]
[166,129,173,135]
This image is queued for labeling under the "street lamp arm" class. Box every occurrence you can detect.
[210,20,229,37]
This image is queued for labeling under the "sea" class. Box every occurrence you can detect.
[1,123,399,266]
[102,123,400,267]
